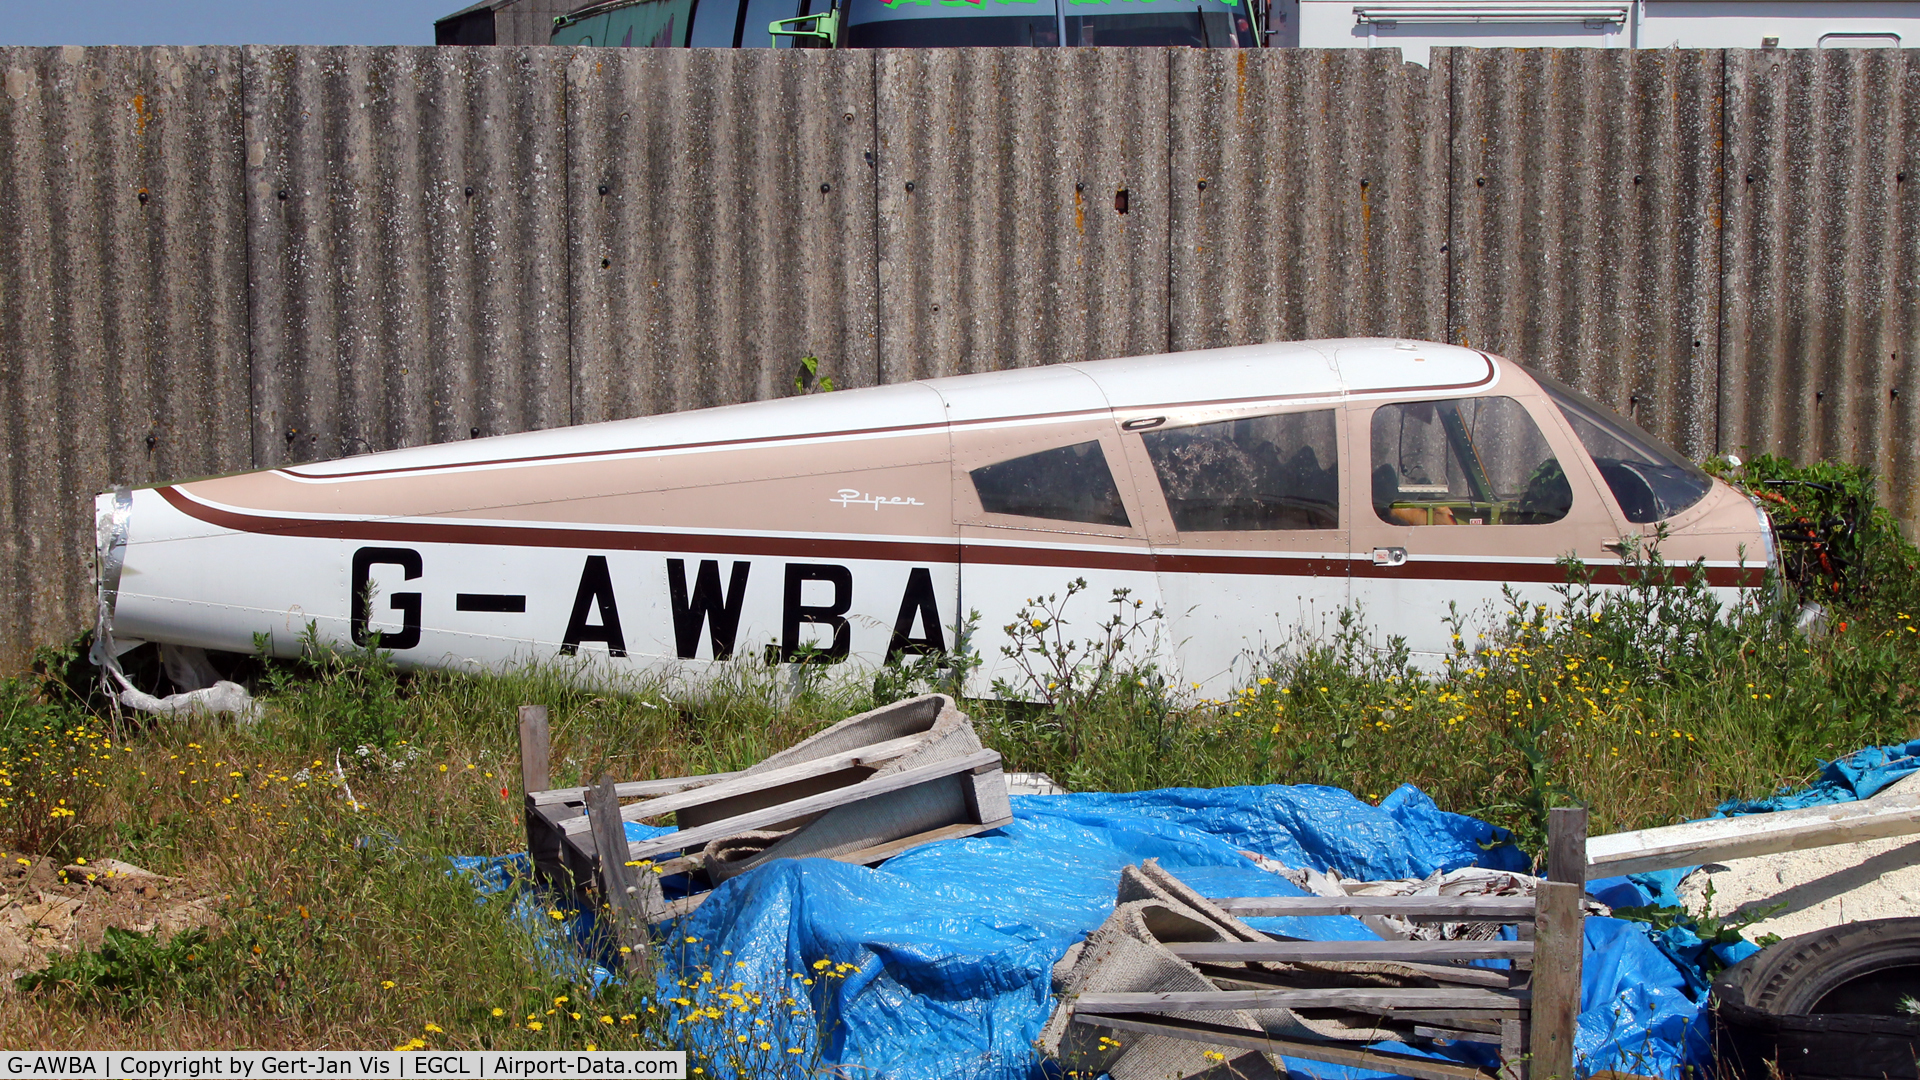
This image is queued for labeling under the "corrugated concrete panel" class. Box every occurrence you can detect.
[245,45,572,468]
[569,49,879,421]
[875,48,1170,381]
[0,46,248,665]
[1721,49,1920,528]
[1450,48,1725,459]
[1170,49,1450,352]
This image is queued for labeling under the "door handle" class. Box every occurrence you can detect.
[1372,547,1408,567]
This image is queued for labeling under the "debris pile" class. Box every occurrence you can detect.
[1044,808,1592,1080]
[522,693,1012,962]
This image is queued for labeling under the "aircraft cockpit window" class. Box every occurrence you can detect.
[1370,397,1571,526]
[970,440,1131,527]
[1142,409,1340,531]
[1533,374,1713,523]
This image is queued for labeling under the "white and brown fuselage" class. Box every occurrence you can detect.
[97,339,1770,697]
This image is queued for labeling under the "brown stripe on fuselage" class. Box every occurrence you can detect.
[1351,558,1761,589]
[158,485,1759,588]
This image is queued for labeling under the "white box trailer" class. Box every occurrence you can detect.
[1290,0,1920,64]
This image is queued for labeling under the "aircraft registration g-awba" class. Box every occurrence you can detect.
[93,338,1772,702]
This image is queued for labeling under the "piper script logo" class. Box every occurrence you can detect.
[832,489,925,510]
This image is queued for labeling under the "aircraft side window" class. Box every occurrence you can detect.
[1141,409,1339,531]
[1370,397,1571,526]
[969,440,1131,527]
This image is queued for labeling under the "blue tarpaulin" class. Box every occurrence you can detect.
[1718,739,1920,814]
[459,780,1725,1079]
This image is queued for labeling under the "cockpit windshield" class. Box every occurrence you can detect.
[1533,369,1714,523]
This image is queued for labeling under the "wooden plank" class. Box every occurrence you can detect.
[1167,940,1531,964]
[965,763,1013,826]
[1071,987,1528,1014]
[1585,789,1920,878]
[1392,1009,1525,1026]
[658,892,707,921]
[1071,1013,1496,1080]
[529,771,743,807]
[621,748,1004,862]
[1527,881,1581,1080]
[827,819,1004,866]
[1413,1023,1500,1042]
[1211,896,1538,921]
[518,705,549,795]
[585,776,653,968]
[556,731,936,836]
[1499,1018,1526,1080]
[1548,807,1587,887]
[1195,960,1514,991]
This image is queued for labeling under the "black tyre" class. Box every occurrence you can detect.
[1713,917,1920,1079]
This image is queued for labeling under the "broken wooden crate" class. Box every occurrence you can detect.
[1049,807,1589,1080]
[522,693,1014,932]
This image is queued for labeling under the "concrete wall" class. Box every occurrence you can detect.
[2,45,1915,664]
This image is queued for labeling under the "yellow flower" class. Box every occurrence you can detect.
[600,1015,614,1025]
[527,1021,543,1031]
[491,1008,505,1017]
[424,1023,443,1033]
[381,980,396,990]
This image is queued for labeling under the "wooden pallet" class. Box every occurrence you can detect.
[517,696,1014,967]
[1067,807,1589,1080]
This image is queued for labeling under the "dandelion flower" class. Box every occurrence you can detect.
[491,1008,505,1018]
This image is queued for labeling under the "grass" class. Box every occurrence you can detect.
[1,455,1917,1061]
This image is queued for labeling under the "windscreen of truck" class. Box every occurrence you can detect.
[1063,0,1252,46]
[1533,369,1714,523]
[844,0,1061,46]
[552,0,699,47]
[843,0,1254,47]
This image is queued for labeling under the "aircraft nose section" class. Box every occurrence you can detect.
[90,487,134,668]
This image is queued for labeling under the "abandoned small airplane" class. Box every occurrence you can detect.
[94,338,1772,703]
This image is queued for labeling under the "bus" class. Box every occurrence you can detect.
[548,0,1265,50]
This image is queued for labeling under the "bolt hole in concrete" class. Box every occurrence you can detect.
[1114,188,1128,214]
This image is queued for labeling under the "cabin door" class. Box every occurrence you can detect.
[1347,392,1620,667]
[934,369,1166,701]
[1114,404,1353,701]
